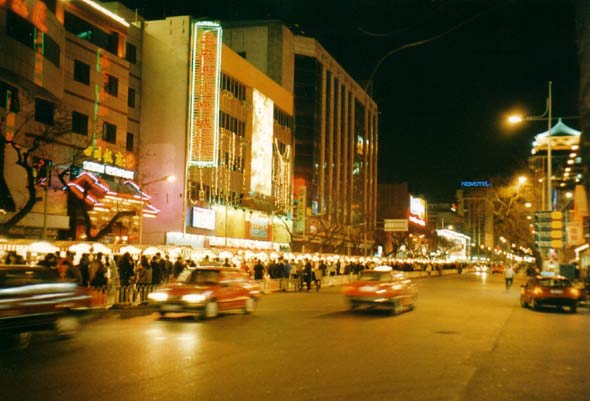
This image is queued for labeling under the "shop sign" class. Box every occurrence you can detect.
[192,207,215,230]
[82,144,129,168]
[461,181,492,187]
[250,215,269,239]
[82,160,134,180]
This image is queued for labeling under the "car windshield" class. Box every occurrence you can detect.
[185,269,220,285]
[538,279,571,288]
[358,271,390,282]
[0,267,59,288]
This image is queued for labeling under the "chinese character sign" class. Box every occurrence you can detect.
[189,21,222,167]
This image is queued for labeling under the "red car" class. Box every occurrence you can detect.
[148,267,260,319]
[0,265,92,349]
[520,274,581,313]
[342,266,418,314]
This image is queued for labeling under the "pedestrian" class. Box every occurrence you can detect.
[253,259,264,280]
[136,255,152,285]
[117,252,135,286]
[504,265,515,290]
[173,256,185,279]
[304,258,313,291]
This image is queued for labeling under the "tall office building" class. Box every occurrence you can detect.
[223,21,378,254]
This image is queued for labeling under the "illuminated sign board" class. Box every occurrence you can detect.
[191,207,216,230]
[409,195,426,227]
[461,181,492,187]
[250,214,269,239]
[189,21,222,167]
[250,89,273,196]
[82,160,135,180]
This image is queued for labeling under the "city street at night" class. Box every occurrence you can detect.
[1,272,588,401]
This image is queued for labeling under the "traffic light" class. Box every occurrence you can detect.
[32,157,52,187]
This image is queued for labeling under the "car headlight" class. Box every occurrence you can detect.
[148,292,168,302]
[533,287,543,295]
[569,288,580,297]
[182,293,208,303]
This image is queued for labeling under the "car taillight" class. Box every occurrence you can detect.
[533,287,543,295]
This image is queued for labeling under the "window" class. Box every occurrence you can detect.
[0,81,19,112]
[64,11,118,54]
[35,98,54,125]
[102,122,117,144]
[126,132,134,152]
[74,60,90,85]
[128,88,136,108]
[126,42,137,64]
[104,74,118,97]
[6,10,60,67]
[72,111,88,135]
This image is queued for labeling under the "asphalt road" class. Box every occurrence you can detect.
[1,272,588,401]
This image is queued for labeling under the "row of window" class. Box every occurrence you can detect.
[274,107,293,129]
[221,73,246,101]
[73,59,136,107]
[220,111,246,137]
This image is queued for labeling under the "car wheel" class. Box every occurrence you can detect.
[520,297,527,308]
[202,300,219,319]
[158,311,166,318]
[348,300,359,311]
[569,303,577,314]
[55,315,81,338]
[530,298,538,310]
[391,300,403,316]
[243,297,256,314]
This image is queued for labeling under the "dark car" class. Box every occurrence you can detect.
[148,267,260,319]
[0,265,92,348]
[520,274,581,313]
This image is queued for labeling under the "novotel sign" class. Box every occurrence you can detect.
[461,181,492,188]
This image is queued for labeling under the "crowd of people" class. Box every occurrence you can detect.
[3,249,469,292]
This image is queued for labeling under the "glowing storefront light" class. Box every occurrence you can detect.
[189,21,222,167]
[251,89,274,196]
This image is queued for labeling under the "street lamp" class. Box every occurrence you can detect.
[507,81,553,211]
[138,175,175,245]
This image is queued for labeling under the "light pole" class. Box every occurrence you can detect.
[138,175,175,245]
[507,81,553,211]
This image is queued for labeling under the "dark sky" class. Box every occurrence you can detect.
[120,0,580,201]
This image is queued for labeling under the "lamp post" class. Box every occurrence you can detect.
[507,81,553,211]
[138,175,175,245]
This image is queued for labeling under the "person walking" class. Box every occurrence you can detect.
[504,265,515,290]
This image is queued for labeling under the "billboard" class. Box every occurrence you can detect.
[188,21,222,167]
[409,195,426,227]
[250,89,273,196]
[191,207,215,230]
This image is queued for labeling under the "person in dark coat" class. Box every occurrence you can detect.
[117,252,135,286]
[303,259,313,291]
[253,259,264,280]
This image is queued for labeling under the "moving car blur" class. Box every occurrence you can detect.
[148,267,260,319]
[520,273,581,313]
[0,265,92,349]
[342,266,418,314]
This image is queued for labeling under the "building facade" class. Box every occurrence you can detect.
[223,21,379,254]
[1,0,143,242]
[140,16,294,249]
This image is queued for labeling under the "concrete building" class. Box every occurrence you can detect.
[1,2,294,250]
[1,0,142,241]
[223,21,379,254]
[140,16,294,249]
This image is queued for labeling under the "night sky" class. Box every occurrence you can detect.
[119,0,580,201]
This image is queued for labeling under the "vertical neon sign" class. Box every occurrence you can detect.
[251,89,273,196]
[189,21,222,167]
